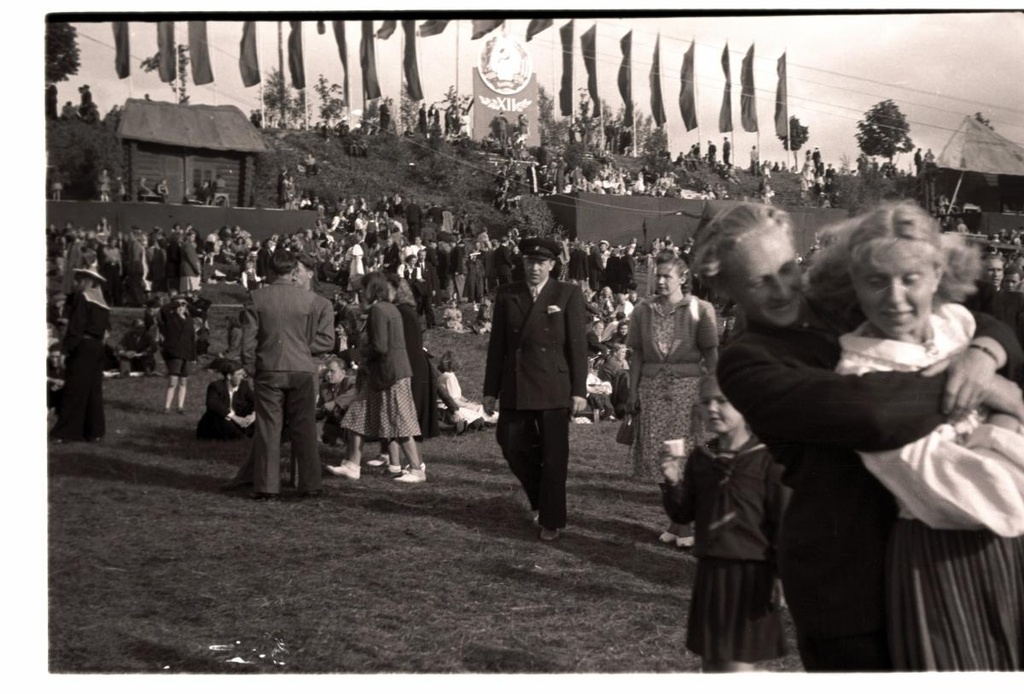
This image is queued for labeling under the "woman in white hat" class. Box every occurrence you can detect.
[51,268,110,443]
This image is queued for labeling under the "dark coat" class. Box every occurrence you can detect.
[484,280,588,410]
[196,379,256,440]
[397,303,439,439]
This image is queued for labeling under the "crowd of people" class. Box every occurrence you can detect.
[46,188,1024,673]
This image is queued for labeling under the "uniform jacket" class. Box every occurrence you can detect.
[241,279,335,374]
[484,279,588,410]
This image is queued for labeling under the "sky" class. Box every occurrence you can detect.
[54,10,1024,172]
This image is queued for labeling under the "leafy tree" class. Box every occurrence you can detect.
[140,44,191,104]
[263,68,304,128]
[508,194,558,238]
[974,111,994,130]
[779,115,810,169]
[856,99,914,163]
[46,119,122,200]
[46,22,80,84]
[537,85,568,147]
[399,84,418,134]
[313,74,346,126]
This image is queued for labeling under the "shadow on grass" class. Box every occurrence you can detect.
[322,485,686,588]
[48,451,226,494]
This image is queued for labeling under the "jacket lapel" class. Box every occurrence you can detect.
[519,280,556,340]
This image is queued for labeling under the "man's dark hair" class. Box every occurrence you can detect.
[269,248,298,277]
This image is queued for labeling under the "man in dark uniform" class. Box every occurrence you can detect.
[483,238,588,541]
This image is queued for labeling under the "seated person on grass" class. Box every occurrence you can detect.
[116,318,158,376]
[196,359,255,440]
[316,355,358,446]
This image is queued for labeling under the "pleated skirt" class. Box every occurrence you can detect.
[887,518,1024,671]
[340,377,421,440]
[686,557,787,663]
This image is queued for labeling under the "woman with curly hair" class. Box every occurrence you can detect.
[691,200,1022,671]
[806,200,1024,670]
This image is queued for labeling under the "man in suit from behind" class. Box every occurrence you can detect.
[483,237,588,541]
[235,248,335,499]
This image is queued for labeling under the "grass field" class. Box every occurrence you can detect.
[46,307,802,674]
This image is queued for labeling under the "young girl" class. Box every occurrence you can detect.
[660,376,788,672]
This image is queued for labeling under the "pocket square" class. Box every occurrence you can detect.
[546,305,561,314]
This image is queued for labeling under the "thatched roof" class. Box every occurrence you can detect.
[117,99,267,153]
[936,116,1024,177]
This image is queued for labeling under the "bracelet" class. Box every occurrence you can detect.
[968,342,1000,364]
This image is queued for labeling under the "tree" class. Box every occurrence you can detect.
[536,85,568,147]
[398,84,419,135]
[856,99,914,163]
[46,22,80,84]
[263,68,304,128]
[508,194,558,238]
[140,44,191,104]
[974,111,994,130]
[779,115,810,169]
[314,74,346,127]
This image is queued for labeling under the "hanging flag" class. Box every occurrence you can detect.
[741,43,758,132]
[679,40,697,131]
[188,21,214,86]
[157,22,175,83]
[526,18,554,42]
[581,25,599,117]
[719,44,732,133]
[360,20,381,100]
[617,31,633,128]
[649,34,666,128]
[288,21,305,90]
[558,21,574,117]
[112,21,130,79]
[239,21,260,87]
[376,20,397,40]
[332,21,350,106]
[418,20,449,38]
[402,20,424,102]
[471,19,504,40]
[774,52,788,140]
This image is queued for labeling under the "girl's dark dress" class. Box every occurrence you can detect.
[662,437,789,663]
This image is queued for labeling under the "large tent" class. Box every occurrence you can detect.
[933,117,1024,231]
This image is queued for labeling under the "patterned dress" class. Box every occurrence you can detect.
[627,296,719,480]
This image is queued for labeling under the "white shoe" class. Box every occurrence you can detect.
[658,531,679,544]
[325,461,360,480]
[394,465,426,484]
[365,454,389,468]
[675,535,694,548]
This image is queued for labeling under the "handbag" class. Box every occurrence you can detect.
[615,415,635,446]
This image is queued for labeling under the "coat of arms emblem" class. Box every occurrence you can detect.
[478,35,532,96]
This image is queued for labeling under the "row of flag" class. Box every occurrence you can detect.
[109,19,789,139]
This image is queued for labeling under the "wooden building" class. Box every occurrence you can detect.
[117,99,267,207]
